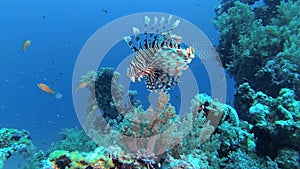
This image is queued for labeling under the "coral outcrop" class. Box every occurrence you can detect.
[35,68,280,169]
[0,128,34,169]
[235,82,300,166]
[214,0,300,98]
[214,1,300,167]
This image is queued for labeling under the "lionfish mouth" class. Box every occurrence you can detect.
[124,15,196,92]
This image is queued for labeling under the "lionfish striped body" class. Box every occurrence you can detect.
[124,15,195,92]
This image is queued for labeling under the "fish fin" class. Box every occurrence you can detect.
[52,91,63,99]
[145,68,178,92]
[124,15,181,53]
[125,15,191,87]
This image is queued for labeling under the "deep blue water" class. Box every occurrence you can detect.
[0,0,234,154]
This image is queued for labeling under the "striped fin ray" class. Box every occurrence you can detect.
[144,15,181,35]
[145,68,178,92]
[127,47,160,82]
[124,15,182,53]
[124,32,181,53]
[150,46,195,78]
[126,33,185,83]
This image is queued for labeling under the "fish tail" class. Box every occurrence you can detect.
[52,91,63,99]
[22,46,26,53]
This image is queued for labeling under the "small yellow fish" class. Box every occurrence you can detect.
[22,39,31,52]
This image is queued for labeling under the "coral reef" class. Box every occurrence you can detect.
[15,67,299,168]
[214,0,300,98]
[214,1,300,166]
[35,68,284,169]
[2,1,300,168]
[235,82,300,166]
[79,68,137,130]
[0,128,34,169]
[4,0,300,165]
[38,87,279,168]
[47,128,97,154]
[43,146,161,169]
[94,68,124,124]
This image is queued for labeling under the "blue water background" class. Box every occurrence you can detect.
[0,0,234,153]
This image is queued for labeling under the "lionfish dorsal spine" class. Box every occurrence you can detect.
[144,16,150,28]
[167,15,172,25]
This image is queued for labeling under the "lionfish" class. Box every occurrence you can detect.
[124,15,195,92]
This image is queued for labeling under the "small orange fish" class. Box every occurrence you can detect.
[37,83,53,94]
[75,81,88,92]
[22,39,31,52]
[37,83,63,99]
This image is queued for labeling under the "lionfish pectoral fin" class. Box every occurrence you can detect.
[131,77,136,82]
[167,15,173,24]
[182,65,189,70]
[187,46,195,58]
[145,69,177,92]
